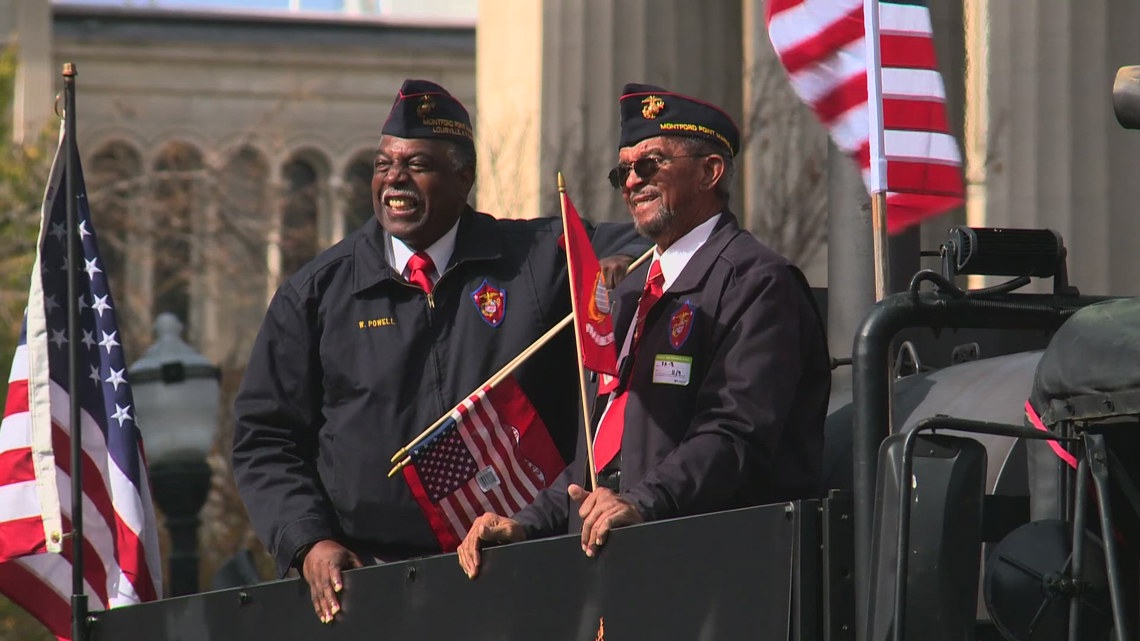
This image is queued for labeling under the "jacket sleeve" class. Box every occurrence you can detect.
[621,263,811,521]
[231,282,337,577]
[510,462,574,539]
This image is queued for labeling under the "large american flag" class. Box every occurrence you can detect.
[0,126,162,638]
[402,375,564,551]
[766,0,965,233]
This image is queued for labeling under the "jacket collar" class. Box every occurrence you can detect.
[610,211,743,335]
[352,207,504,294]
[665,211,742,295]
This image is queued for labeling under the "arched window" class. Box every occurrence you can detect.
[88,141,140,284]
[219,146,269,278]
[151,142,202,329]
[343,152,375,233]
[280,155,323,276]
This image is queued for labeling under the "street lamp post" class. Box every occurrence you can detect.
[129,313,220,597]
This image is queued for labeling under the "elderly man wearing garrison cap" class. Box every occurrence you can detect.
[232,80,644,622]
[459,83,831,577]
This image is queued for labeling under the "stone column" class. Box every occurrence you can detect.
[478,0,744,222]
[474,0,542,219]
[538,0,744,223]
[986,0,1140,296]
[11,0,53,144]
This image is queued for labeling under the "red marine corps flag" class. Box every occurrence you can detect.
[766,0,965,233]
[557,179,619,377]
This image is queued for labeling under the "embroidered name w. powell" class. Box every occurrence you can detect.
[359,317,396,329]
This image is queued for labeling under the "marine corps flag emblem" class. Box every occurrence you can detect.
[558,182,618,376]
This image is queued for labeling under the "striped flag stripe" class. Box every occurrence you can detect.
[785,40,866,106]
[881,68,947,101]
[879,2,934,35]
[438,495,468,540]
[827,102,874,153]
[0,516,49,558]
[886,161,966,196]
[456,424,520,516]
[0,478,41,522]
[3,379,28,417]
[56,515,111,607]
[50,425,156,596]
[882,98,950,133]
[879,33,937,69]
[469,396,540,506]
[773,7,864,74]
[0,440,34,475]
[884,130,961,164]
[456,399,522,512]
[766,0,862,53]
[6,344,27,384]
[0,560,71,638]
[885,195,965,233]
[55,470,154,604]
[814,73,869,126]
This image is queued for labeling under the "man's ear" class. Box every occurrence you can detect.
[459,164,477,194]
[703,154,726,191]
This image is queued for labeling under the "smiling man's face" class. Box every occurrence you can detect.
[371,135,474,250]
[617,136,707,246]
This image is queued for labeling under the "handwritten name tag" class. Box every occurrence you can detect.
[652,354,692,386]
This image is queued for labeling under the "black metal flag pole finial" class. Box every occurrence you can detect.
[61,60,89,641]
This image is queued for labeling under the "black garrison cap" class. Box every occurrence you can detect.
[381,79,474,151]
[618,83,740,156]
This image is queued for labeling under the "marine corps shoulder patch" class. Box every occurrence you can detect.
[471,279,506,327]
[669,299,696,348]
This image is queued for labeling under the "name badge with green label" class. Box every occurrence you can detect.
[652,354,692,386]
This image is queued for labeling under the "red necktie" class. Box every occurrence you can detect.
[406,251,435,294]
[592,260,664,473]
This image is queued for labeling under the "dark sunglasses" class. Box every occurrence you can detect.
[606,154,709,190]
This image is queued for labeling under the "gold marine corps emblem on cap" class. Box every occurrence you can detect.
[417,95,435,118]
[641,95,665,119]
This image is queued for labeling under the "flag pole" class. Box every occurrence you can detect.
[62,61,89,641]
[387,251,654,478]
[858,2,889,641]
[864,0,889,302]
[557,173,599,491]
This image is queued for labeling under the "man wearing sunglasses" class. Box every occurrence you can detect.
[459,83,831,577]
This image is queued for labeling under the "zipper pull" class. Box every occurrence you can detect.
[427,292,435,309]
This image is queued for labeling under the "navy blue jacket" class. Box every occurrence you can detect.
[513,213,830,537]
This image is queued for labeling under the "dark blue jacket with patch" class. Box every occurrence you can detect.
[513,212,831,537]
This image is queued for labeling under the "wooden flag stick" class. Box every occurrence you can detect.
[388,313,573,470]
[871,190,890,301]
[387,238,653,479]
[559,172,600,491]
